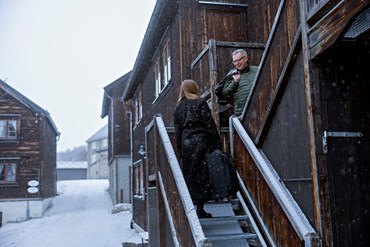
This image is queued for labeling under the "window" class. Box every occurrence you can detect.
[133,160,144,199]
[0,116,19,140]
[133,91,142,126]
[0,162,17,183]
[162,40,171,87]
[91,153,98,164]
[154,60,162,98]
[154,38,171,98]
[92,141,97,149]
[102,138,108,149]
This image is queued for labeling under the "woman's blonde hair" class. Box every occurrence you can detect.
[177,79,200,102]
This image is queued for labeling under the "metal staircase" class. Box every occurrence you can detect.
[199,192,267,247]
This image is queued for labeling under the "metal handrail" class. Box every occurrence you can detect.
[154,116,211,246]
[230,116,317,246]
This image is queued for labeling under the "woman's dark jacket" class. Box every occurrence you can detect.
[173,97,221,201]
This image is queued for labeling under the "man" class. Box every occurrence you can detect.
[221,49,258,116]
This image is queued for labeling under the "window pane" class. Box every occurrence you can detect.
[0,164,4,182]
[134,166,139,194]
[0,120,6,138]
[155,61,161,97]
[8,120,17,138]
[138,91,142,121]
[102,138,108,148]
[7,163,16,182]
[167,48,171,81]
[139,164,144,196]
[163,48,168,85]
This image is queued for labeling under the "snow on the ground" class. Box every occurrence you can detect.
[0,179,142,247]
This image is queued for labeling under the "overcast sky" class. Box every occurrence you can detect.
[0,0,156,152]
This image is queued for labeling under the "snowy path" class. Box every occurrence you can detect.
[0,180,142,247]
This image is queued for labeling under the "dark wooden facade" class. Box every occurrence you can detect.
[124,0,256,234]
[102,72,132,160]
[0,79,59,200]
[240,1,370,246]
[101,72,133,204]
[122,0,369,246]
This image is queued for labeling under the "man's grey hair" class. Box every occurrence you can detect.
[232,49,248,57]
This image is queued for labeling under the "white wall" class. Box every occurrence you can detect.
[0,197,53,226]
[108,155,131,204]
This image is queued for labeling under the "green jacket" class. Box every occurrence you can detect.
[222,65,258,116]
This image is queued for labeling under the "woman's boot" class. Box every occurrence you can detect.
[196,202,212,218]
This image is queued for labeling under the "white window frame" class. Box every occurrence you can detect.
[154,38,171,99]
[133,91,143,126]
[154,60,162,98]
[133,160,144,200]
[162,40,171,87]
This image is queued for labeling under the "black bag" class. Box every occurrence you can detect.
[205,149,238,200]
[215,74,233,106]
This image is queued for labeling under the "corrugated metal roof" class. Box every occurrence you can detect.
[57,161,87,169]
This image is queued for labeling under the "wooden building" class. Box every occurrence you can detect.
[123,0,246,237]
[0,79,60,225]
[86,124,108,179]
[122,0,369,246]
[101,72,133,204]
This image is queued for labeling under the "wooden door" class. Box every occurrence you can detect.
[320,45,370,246]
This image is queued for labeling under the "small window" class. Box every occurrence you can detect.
[133,91,143,126]
[162,40,171,86]
[91,153,98,164]
[0,162,17,183]
[102,138,108,149]
[154,38,171,99]
[133,160,144,199]
[154,60,162,98]
[0,117,19,140]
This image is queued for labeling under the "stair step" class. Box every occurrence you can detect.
[206,232,257,242]
[200,215,248,223]
[205,198,241,210]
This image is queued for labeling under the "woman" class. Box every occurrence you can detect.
[173,79,221,218]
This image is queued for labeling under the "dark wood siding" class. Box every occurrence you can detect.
[246,0,280,43]
[0,85,57,200]
[112,88,130,156]
[262,50,315,225]
[233,130,304,247]
[315,43,370,247]
[40,118,57,198]
[127,1,370,246]
[239,2,370,246]
[244,0,301,141]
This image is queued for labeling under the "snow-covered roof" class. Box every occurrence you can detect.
[86,124,108,143]
[57,161,87,169]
